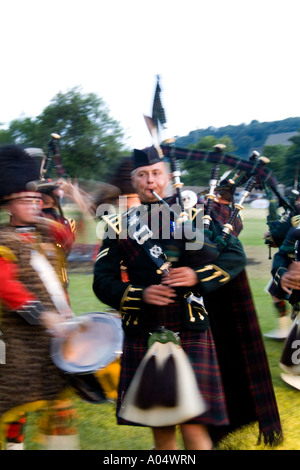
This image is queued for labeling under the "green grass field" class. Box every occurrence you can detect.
[26,205,300,450]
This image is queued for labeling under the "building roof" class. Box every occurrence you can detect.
[264,131,297,147]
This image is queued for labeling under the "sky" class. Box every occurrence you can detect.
[1,0,300,149]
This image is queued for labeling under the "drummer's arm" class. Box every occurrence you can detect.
[0,251,53,326]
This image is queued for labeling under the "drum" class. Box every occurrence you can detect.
[280,313,300,390]
[50,312,123,403]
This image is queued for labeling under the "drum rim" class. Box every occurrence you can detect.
[50,312,123,374]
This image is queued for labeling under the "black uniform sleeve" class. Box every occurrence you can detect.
[93,236,144,312]
[194,232,247,295]
[269,226,296,299]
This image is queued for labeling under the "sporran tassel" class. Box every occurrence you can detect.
[134,355,159,409]
[159,354,178,407]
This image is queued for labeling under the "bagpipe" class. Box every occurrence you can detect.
[28,133,95,221]
[160,142,292,213]
[41,132,66,179]
[26,133,66,217]
[155,141,275,247]
[141,78,286,288]
[263,164,299,258]
[143,75,288,247]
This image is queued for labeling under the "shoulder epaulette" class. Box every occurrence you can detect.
[196,264,230,284]
[0,246,17,262]
[102,213,122,235]
[67,217,76,233]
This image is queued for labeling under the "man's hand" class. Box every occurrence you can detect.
[281,261,300,294]
[40,311,71,337]
[142,284,177,306]
[142,267,199,306]
[162,267,198,287]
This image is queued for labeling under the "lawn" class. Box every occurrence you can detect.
[25,205,300,450]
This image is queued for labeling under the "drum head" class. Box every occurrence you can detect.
[50,312,123,374]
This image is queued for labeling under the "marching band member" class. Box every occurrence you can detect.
[264,189,300,339]
[212,178,243,237]
[0,144,79,450]
[269,197,300,304]
[268,204,300,389]
[93,145,282,450]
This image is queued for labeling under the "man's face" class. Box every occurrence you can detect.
[8,196,42,226]
[131,162,171,203]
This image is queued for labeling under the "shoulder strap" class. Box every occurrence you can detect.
[126,206,171,274]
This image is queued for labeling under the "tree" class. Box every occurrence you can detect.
[261,144,287,183]
[284,133,300,188]
[176,117,300,160]
[0,127,13,145]
[5,87,128,180]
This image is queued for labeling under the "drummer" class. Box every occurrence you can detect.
[0,144,79,450]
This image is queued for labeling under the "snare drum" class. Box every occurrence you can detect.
[50,312,123,403]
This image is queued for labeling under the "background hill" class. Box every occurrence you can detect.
[175,117,300,159]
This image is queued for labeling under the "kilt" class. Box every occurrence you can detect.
[0,225,69,417]
[116,301,229,427]
[0,304,67,417]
